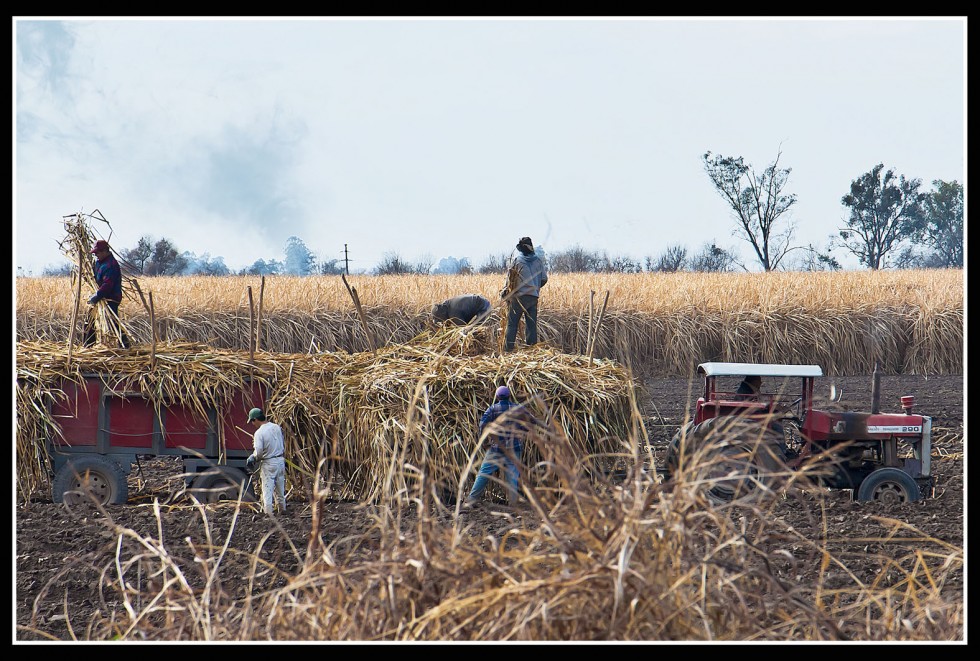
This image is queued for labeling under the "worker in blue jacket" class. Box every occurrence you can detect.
[502,236,548,352]
[465,385,541,508]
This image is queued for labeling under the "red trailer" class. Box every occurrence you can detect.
[45,373,267,504]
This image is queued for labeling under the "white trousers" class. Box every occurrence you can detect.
[258,457,287,514]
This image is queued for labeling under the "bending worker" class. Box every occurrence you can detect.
[431,294,492,326]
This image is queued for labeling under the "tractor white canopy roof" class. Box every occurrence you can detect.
[698,362,823,378]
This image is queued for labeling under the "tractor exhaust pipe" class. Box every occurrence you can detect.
[870,362,881,414]
[901,395,915,414]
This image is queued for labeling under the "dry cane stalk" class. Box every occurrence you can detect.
[131,279,150,314]
[871,361,881,413]
[248,286,255,363]
[256,276,265,353]
[498,261,520,353]
[149,291,157,369]
[588,291,610,363]
[66,249,84,364]
[586,289,595,355]
[342,273,376,351]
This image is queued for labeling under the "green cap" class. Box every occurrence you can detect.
[247,407,264,422]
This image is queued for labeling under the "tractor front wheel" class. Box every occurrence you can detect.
[856,467,921,504]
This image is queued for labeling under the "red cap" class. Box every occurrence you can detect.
[90,240,110,254]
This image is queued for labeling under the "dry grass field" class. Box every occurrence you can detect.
[14,268,965,642]
[16,269,964,376]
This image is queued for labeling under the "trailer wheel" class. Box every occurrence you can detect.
[856,467,921,504]
[53,456,128,505]
[668,416,787,505]
[188,466,256,504]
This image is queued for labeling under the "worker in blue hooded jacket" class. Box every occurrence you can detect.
[465,385,538,507]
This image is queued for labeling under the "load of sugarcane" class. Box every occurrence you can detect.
[16,325,639,503]
[16,212,639,504]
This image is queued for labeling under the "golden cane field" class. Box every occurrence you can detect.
[14,268,966,643]
[16,269,964,375]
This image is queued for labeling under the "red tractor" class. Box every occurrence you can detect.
[665,362,933,505]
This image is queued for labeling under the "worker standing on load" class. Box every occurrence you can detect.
[246,408,287,515]
[502,236,548,352]
[431,294,492,326]
[83,239,130,348]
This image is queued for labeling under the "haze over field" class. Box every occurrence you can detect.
[14,17,965,275]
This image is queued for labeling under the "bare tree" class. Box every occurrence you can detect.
[121,235,153,274]
[689,242,739,273]
[414,253,435,275]
[702,148,799,271]
[478,253,510,274]
[373,252,415,275]
[548,245,602,273]
[41,263,73,277]
[607,255,643,273]
[783,244,841,272]
[145,238,187,275]
[647,245,688,272]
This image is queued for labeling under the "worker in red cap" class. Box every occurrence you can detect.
[465,384,537,508]
[83,239,130,348]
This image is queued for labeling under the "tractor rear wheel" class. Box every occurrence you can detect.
[667,416,787,505]
[856,467,921,504]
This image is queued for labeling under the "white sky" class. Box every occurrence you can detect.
[13,16,966,275]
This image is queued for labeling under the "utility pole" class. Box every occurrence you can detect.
[343,244,350,275]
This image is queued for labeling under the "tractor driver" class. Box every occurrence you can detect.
[736,375,762,400]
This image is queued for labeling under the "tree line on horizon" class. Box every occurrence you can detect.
[36,156,963,277]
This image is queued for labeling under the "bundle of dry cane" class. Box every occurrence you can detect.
[16,325,640,505]
[57,210,142,354]
[19,213,639,505]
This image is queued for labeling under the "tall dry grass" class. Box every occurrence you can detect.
[15,287,964,641]
[17,270,964,375]
[16,397,964,642]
